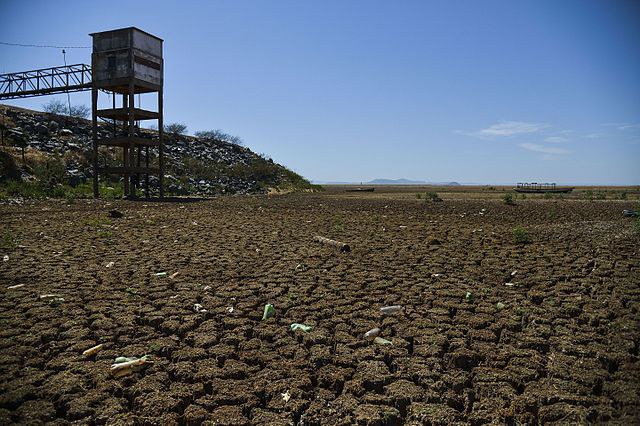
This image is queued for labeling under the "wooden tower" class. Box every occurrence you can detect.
[90,27,164,198]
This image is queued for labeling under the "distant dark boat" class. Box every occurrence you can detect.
[514,182,573,193]
[346,187,375,192]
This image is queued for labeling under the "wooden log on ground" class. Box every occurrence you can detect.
[314,236,351,253]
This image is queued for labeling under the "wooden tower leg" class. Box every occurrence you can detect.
[158,89,164,198]
[92,88,99,198]
[128,84,136,198]
[123,146,129,196]
[122,93,129,197]
[145,146,150,198]
[136,145,141,195]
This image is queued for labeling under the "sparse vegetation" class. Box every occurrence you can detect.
[0,181,124,200]
[194,129,243,146]
[166,154,319,193]
[0,232,19,250]
[43,99,90,118]
[503,192,515,205]
[164,122,188,135]
[512,226,531,244]
[426,191,442,202]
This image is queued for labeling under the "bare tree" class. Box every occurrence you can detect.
[69,104,90,118]
[43,99,67,115]
[43,99,90,118]
[164,123,188,135]
[194,129,243,146]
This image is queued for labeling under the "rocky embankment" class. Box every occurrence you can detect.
[0,105,310,195]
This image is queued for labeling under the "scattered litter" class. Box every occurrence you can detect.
[262,304,275,320]
[154,272,167,277]
[511,270,518,277]
[203,285,211,291]
[290,323,313,332]
[623,209,639,217]
[105,261,114,268]
[108,209,124,218]
[282,390,291,403]
[7,284,24,289]
[504,282,516,287]
[399,225,407,229]
[193,303,207,313]
[314,236,351,253]
[2,255,8,262]
[40,294,61,299]
[295,263,303,271]
[373,336,392,346]
[364,328,381,340]
[192,221,198,225]
[226,306,234,313]
[83,343,104,356]
[431,273,441,278]
[110,355,153,378]
[496,302,505,311]
[169,295,179,299]
[465,292,474,303]
[169,272,180,279]
[380,305,402,314]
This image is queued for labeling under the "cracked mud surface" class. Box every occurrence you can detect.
[1,193,639,424]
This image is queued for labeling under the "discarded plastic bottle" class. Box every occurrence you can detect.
[111,355,152,377]
[364,328,381,340]
[83,344,104,356]
[373,336,392,346]
[290,323,313,332]
[262,304,275,320]
[465,292,473,303]
[380,305,402,314]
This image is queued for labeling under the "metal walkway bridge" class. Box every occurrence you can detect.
[0,64,92,99]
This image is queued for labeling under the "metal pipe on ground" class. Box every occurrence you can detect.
[314,236,351,253]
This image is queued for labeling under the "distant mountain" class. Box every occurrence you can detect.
[430,181,461,186]
[367,178,426,185]
[311,179,463,186]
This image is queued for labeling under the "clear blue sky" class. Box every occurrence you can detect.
[1,0,639,184]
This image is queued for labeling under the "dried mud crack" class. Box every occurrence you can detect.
[1,194,639,424]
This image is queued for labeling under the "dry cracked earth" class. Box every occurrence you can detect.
[1,192,639,425]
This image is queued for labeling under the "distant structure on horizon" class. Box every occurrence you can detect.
[514,182,574,193]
